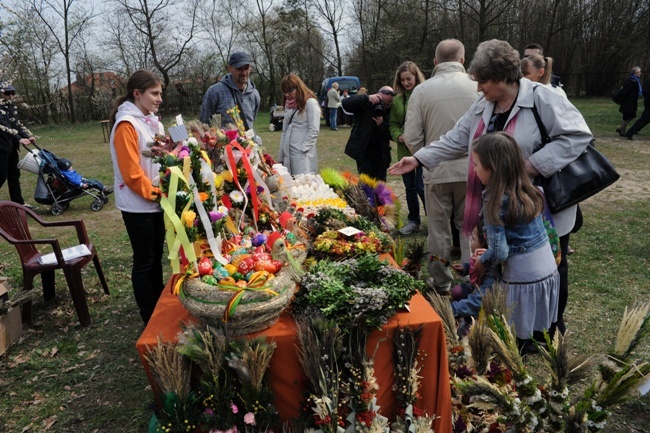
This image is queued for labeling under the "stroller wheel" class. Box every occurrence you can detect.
[61,202,70,211]
[51,204,64,216]
[90,199,104,212]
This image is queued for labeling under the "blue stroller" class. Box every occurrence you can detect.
[18,143,110,215]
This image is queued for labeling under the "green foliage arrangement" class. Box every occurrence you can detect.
[293,254,423,332]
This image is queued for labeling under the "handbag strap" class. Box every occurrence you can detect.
[530,85,551,151]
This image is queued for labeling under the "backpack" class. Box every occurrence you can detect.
[611,86,624,104]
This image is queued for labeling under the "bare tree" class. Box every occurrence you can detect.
[242,0,282,107]
[29,0,94,123]
[197,0,246,80]
[309,0,347,75]
[112,0,199,94]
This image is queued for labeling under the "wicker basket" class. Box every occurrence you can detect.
[179,249,306,335]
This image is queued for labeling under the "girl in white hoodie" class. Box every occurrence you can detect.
[109,70,164,325]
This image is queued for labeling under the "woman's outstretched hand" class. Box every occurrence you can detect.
[388,156,419,175]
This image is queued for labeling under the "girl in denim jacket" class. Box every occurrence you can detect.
[471,132,559,351]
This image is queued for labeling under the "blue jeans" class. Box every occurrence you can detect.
[329,108,338,130]
[402,166,425,224]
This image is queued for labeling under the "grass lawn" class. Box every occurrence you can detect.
[0,98,648,432]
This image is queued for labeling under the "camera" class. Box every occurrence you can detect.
[372,102,385,117]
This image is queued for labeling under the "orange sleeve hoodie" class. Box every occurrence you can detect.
[113,122,161,200]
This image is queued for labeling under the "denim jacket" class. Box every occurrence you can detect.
[479,194,549,272]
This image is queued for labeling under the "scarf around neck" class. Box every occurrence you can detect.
[285,97,297,110]
[631,75,643,96]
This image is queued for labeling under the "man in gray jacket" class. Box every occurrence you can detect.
[403,39,479,293]
[200,51,261,130]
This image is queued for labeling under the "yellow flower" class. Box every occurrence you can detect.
[214,173,224,188]
[182,210,197,227]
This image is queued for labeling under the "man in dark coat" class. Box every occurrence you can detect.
[0,84,35,207]
[342,86,394,181]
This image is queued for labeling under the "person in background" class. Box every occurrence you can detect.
[402,39,479,293]
[0,84,37,209]
[343,86,395,181]
[327,82,341,130]
[200,51,260,131]
[624,76,650,140]
[451,218,495,335]
[57,158,113,195]
[277,74,321,175]
[357,87,367,95]
[340,89,353,126]
[109,70,165,325]
[616,66,642,137]
[521,54,567,98]
[523,42,562,89]
[389,61,426,235]
[471,132,559,353]
[389,39,592,337]
[522,52,579,256]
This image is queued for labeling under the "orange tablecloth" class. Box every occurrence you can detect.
[136,277,452,433]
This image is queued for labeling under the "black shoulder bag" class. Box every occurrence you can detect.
[530,90,620,213]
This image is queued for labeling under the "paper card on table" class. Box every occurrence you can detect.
[338,227,362,237]
[38,244,91,265]
[175,114,184,125]
[168,124,189,143]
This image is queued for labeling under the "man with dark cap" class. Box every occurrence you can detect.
[200,51,261,131]
[0,83,36,208]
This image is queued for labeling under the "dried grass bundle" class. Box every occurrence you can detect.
[295,316,342,392]
[538,331,598,387]
[426,291,459,348]
[228,337,277,390]
[597,361,650,407]
[481,283,510,319]
[613,302,650,361]
[144,338,191,400]
[486,315,525,375]
[343,184,382,227]
[454,375,515,412]
[177,324,227,376]
[467,314,493,375]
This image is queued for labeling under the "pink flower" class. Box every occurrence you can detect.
[210,211,225,222]
[225,130,239,141]
[231,403,239,413]
[244,412,256,426]
[178,146,190,158]
[205,407,215,416]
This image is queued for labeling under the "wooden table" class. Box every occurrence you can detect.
[99,120,110,143]
[136,276,453,433]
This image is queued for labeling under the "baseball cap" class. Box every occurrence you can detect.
[228,51,253,68]
[57,158,72,171]
[1,84,16,94]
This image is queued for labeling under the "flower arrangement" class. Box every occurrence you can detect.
[295,316,345,433]
[342,329,390,433]
[320,169,401,231]
[391,326,437,433]
[293,254,423,332]
[149,324,280,433]
[426,289,650,433]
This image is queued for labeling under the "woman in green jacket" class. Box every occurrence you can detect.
[390,61,426,235]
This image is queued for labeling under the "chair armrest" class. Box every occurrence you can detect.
[0,228,67,267]
[30,216,91,244]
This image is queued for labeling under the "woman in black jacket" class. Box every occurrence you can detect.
[617,66,642,136]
